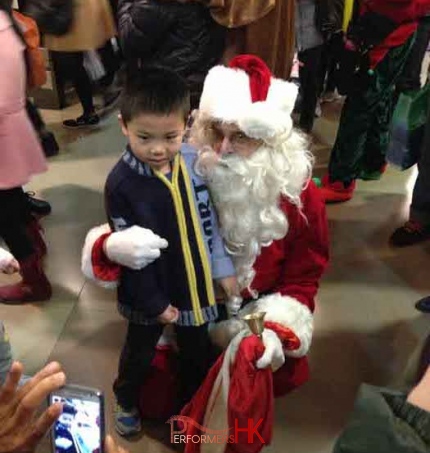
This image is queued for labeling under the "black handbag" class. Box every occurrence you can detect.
[25,0,74,36]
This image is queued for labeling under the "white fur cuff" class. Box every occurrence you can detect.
[81,224,118,289]
[240,293,313,358]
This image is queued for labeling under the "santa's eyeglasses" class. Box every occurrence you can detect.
[205,123,262,154]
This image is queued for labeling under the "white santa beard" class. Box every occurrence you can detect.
[195,137,312,292]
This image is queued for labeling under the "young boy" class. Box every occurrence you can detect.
[105,65,237,437]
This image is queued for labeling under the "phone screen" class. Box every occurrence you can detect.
[51,388,104,453]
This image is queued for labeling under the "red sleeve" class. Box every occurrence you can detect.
[91,233,121,283]
[273,181,329,312]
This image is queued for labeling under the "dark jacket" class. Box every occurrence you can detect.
[105,145,235,327]
[334,384,430,453]
[117,0,225,108]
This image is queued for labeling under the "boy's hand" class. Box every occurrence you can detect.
[157,305,179,324]
[218,276,239,299]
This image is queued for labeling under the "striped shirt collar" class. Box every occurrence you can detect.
[122,146,154,176]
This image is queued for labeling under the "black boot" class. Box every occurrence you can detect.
[26,192,52,217]
[415,296,430,313]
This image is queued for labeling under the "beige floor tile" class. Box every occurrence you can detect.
[0,298,75,375]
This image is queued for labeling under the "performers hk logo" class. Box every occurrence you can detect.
[167,416,265,445]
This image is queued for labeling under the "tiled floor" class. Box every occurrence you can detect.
[1,98,429,453]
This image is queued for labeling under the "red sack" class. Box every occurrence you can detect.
[138,345,179,421]
[181,335,273,453]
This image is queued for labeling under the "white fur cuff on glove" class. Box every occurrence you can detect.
[256,329,285,372]
[105,226,169,270]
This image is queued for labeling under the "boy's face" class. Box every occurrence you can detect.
[120,112,186,174]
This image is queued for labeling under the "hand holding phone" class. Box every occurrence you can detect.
[0,361,65,453]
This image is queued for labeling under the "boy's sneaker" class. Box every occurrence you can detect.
[389,220,430,247]
[114,404,142,436]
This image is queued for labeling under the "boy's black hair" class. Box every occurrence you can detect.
[120,63,191,124]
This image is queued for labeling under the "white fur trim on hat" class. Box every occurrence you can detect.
[199,65,298,142]
[240,293,313,358]
[81,224,118,290]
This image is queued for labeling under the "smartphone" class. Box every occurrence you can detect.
[49,385,105,453]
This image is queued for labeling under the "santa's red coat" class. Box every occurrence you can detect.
[83,180,329,396]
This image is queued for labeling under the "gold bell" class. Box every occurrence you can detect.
[242,312,266,339]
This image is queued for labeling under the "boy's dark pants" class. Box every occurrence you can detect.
[114,322,216,411]
[328,37,414,184]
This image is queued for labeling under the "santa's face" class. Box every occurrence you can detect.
[193,114,312,291]
[205,121,263,158]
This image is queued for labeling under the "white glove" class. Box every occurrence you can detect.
[105,226,168,270]
[255,329,285,372]
[226,296,243,318]
[0,248,19,274]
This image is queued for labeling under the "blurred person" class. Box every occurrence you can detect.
[295,0,325,133]
[389,12,430,248]
[117,0,226,109]
[317,0,345,103]
[0,361,128,453]
[208,0,297,80]
[318,0,430,203]
[396,13,430,93]
[333,365,430,453]
[0,0,51,303]
[43,0,117,128]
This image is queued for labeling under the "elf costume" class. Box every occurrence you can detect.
[320,0,430,203]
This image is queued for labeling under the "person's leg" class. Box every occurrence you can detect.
[318,41,330,96]
[114,322,163,409]
[321,37,415,202]
[362,36,418,179]
[175,324,217,409]
[0,188,51,302]
[0,188,34,260]
[55,52,99,128]
[71,52,95,116]
[298,45,323,133]
[397,16,430,92]
[25,99,45,133]
[390,94,430,246]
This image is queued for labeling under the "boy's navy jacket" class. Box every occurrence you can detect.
[105,144,235,327]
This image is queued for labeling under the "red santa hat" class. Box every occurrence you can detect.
[198,55,298,142]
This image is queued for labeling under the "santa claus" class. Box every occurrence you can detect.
[82,55,329,427]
